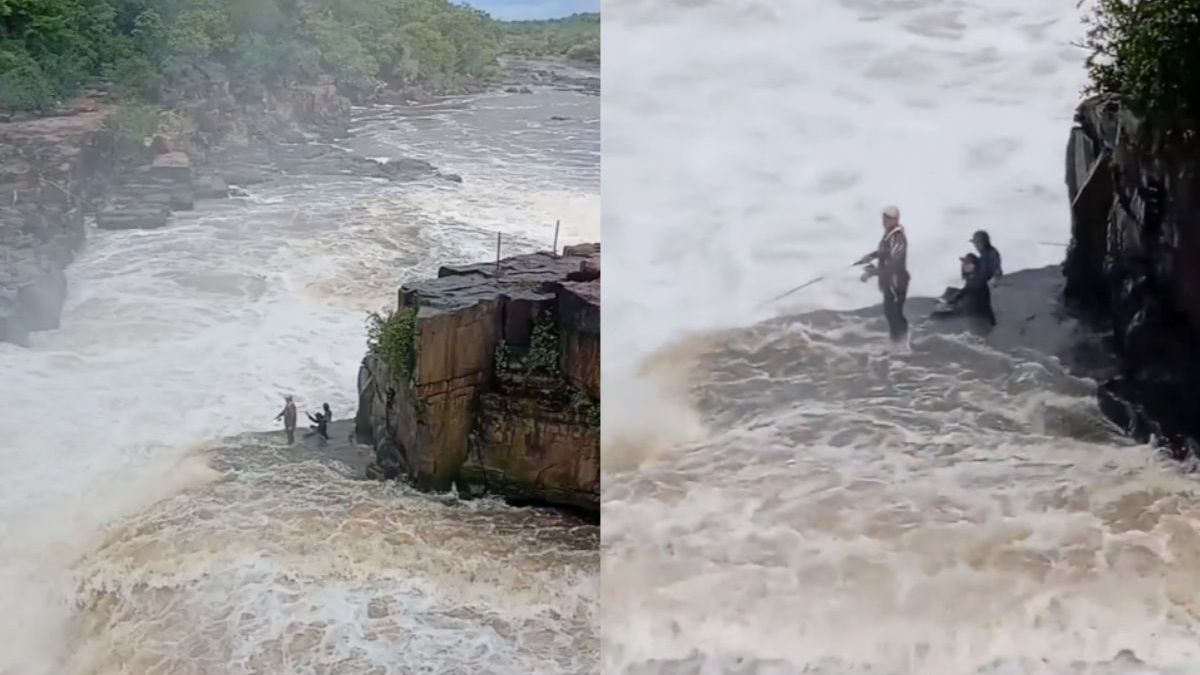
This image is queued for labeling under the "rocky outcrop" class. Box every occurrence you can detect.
[356,244,601,514]
[96,151,195,230]
[1063,94,1200,455]
[277,83,352,139]
[0,104,114,345]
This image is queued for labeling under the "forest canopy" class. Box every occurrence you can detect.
[0,0,598,111]
[498,13,599,63]
[1082,0,1200,125]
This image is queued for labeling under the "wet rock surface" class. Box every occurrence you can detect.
[0,106,113,345]
[357,244,601,514]
[216,420,375,479]
[1061,94,1200,454]
[210,142,439,187]
[502,58,600,97]
[790,265,1116,386]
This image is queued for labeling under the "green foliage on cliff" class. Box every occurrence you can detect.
[1082,0,1200,125]
[113,101,160,160]
[528,310,561,375]
[0,0,507,111]
[367,307,417,382]
[498,13,599,63]
[570,388,599,428]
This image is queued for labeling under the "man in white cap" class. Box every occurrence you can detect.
[275,394,298,444]
[855,205,910,343]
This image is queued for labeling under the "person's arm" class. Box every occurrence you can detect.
[963,271,988,294]
[306,412,318,423]
[275,408,284,421]
[855,250,878,265]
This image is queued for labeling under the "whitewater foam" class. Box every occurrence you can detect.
[601,1,1200,673]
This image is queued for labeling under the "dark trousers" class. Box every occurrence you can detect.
[285,427,295,444]
[975,294,997,327]
[882,280,909,342]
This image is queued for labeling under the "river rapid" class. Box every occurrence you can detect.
[602,1,1200,673]
[0,61,598,675]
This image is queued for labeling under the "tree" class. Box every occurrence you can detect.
[1083,0,1200,125]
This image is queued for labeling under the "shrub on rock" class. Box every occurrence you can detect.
[1082,0,1200,128]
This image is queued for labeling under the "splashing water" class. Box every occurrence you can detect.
[602,1,1200,673]
[0,73,597,675]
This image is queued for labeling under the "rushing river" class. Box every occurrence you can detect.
[602,1,1200,673]
[0,62,598,675]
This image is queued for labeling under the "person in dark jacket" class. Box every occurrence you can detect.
[305,406,329,440]
[936,253,996,328]
[971,230,1002,285]
[856,205,911,343]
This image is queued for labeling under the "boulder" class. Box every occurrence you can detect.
[194,172,228,200]
[150,151,195,210]
[96,204,170,230]
[0,251,68,346]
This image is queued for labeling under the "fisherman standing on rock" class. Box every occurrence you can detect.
[275,395,297,445]
[856,205,911,344]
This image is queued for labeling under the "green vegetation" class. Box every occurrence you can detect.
[113,101,160,160]
[0,0,507,112]
[570,387,599,428]
[527,309,560,375]
[498,13,598,63]
[367,307,417,382]
[1082,0,1200,126]
[491,309,597,428]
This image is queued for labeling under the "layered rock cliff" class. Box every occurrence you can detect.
[356,244,600,514]
[1064,94,1200,455]
[0,101,115,345]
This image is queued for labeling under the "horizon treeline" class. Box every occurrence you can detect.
[0,0,600,112]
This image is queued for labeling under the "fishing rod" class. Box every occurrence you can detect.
[756,261,861,309]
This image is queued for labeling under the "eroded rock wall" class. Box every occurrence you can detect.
[0,103,115,345]
[357,244,601,513]
[1064,94,1200,452]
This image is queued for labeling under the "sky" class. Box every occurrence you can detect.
[464,0,598,21]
